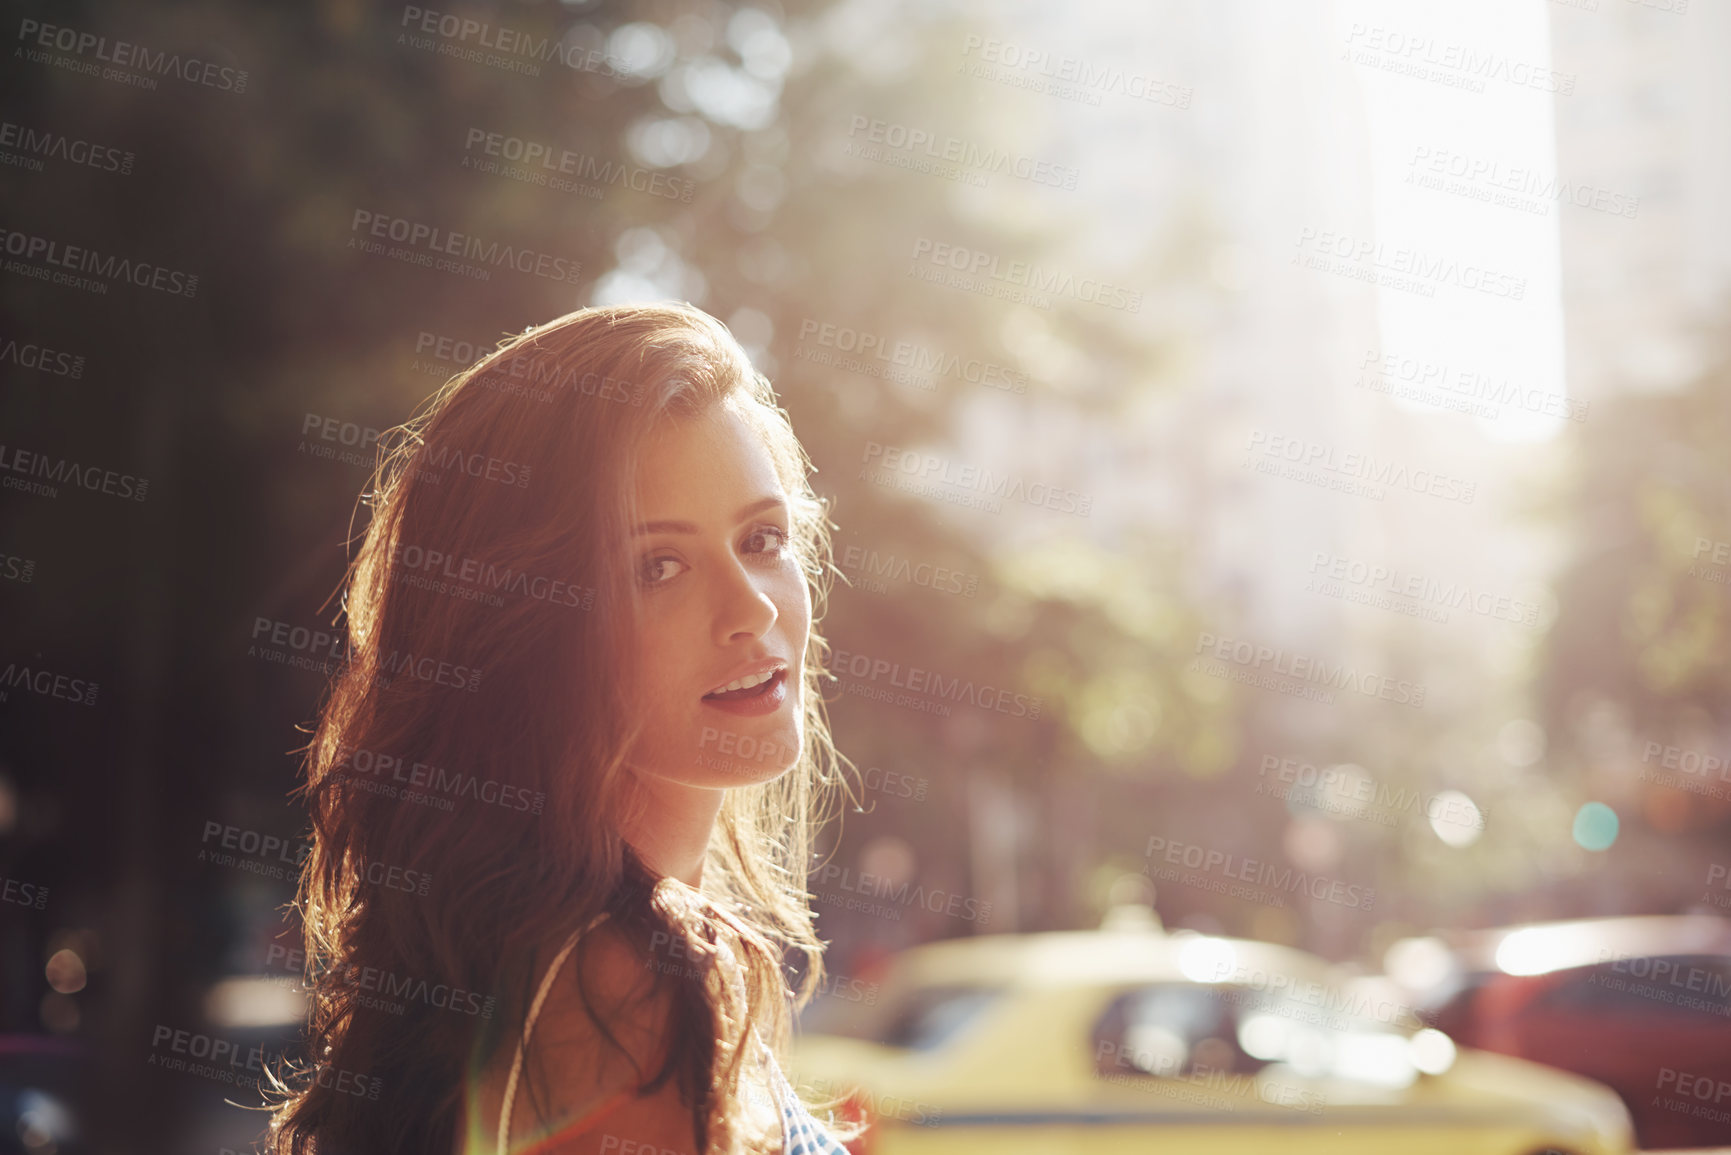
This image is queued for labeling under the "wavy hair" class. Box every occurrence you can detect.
[264,302,852,1154]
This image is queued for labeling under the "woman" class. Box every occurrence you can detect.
[265,302,859,1155]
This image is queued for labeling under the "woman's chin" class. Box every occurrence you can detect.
[632,727,800,789]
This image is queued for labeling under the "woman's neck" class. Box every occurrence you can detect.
[621,772,724,888]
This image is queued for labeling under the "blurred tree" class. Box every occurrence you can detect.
[1538,328,1731,865]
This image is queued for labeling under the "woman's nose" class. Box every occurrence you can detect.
[712,559,778,644]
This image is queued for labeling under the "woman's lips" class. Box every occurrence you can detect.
[701,668,789,716]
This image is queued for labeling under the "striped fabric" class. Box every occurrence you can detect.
[764,1053,853,1155]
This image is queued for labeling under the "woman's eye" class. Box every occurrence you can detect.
[744,525,789,557]
[638,554,687,586]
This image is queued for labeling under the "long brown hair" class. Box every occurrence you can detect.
[265,302,851,1154]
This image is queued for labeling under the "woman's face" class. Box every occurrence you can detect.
[623,397,809,790]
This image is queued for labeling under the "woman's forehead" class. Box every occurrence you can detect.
[633,402,789,515]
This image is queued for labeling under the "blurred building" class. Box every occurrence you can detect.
[1551,0,1731,402]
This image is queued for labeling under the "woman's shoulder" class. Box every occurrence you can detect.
[539,917,675,1053]
[465,919,697,1155]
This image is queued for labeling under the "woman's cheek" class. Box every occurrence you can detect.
[777,572,812,635]
[634,617,690,722]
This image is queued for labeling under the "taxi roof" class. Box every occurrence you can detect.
[887,923,1338,992]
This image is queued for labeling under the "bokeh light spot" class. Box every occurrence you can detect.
[1572,801,1619,851]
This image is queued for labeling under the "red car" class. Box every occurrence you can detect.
[1408,915,1731,1150]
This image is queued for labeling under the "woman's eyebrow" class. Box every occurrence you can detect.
[633,494,787,535]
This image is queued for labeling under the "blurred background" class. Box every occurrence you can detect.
[2,0,1730,1151]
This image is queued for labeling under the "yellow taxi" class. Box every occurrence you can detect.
[788,906,1635,1155]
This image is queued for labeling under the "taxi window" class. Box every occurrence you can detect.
[875,984,1002,1051]
[1090,984,1266,1079]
